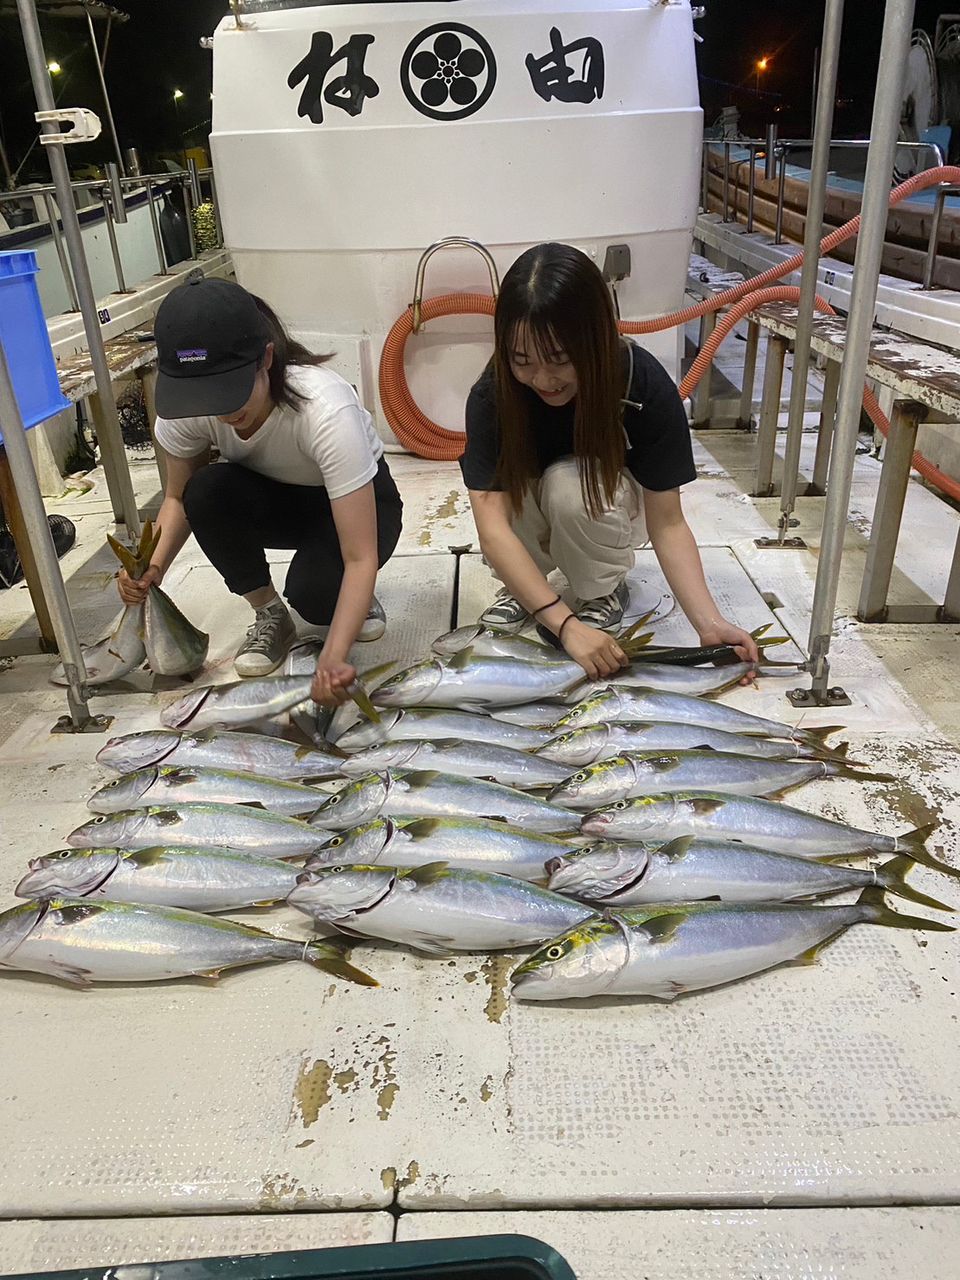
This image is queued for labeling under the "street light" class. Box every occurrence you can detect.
[172,89,187,169]
[173,88,184,100]
[47,60,61,74]
[755,56,770,95]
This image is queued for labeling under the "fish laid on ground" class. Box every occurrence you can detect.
[568,662,772,700]
[51,603,146,687]
[0,898,375,987]
[548,751,893,809]
[432,625,557,660]
[535,722,850,768]
[87,765,330,817]
[143,585,209,676]
[96,728,343,780]
[371,649,587,710]
[307,816,585,881]
[335,707,553,754]
[69,804,330,860]
[489,702,574,728]
[16,846,304,913]
[338,738,569,789]
[288,862,597,954]
[310,770,578,834]
[553,688,841,744]
[546,841,954,912]
[580,792,958,873]
[510,887,953,1001]
[284,642,338,746]
[161,675,314,730]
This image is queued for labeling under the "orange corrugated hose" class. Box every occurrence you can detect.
[378,164,960,498]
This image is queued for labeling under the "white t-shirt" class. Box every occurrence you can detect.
[154,364,383,500]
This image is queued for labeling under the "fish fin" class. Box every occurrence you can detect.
[857,883,955,932]
[647,755,681,774]
[690,797,725,815]
[296,742,345,761]
[403,817,443,840]
[839,767,897,784]
[618,608,657,642]
[399,861,448,885]
[796,724,846,745]
[829,742,850,760]
[253,899,283,908]
[106,533,140,576]
[403,931,459,956]
[46,960,94,987]
[195,968,224,981]
[788,935,844,966]
[751,623,772,640]
[446,649,475,670]
[660,835,694,862]
[637,912,687,944]
[347,681,382,725]
[125,847,173,869]
[358,660,399,691]
[875,856,956,914]
[890,823,960,881]
[404,770,442,788]
[303,943,378,986]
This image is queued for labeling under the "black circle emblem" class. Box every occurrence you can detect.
[400,22,497,122]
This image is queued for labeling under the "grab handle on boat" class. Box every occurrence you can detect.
[411,237,500,334]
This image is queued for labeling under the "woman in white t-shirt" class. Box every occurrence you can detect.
[118,276,402,703]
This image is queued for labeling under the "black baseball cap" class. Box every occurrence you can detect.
[154,276,271,418]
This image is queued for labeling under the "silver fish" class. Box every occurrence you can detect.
[554,688,842,745]
[546,839,954,912]
[547,751,893,809]
[307,816,583,881]
[510,888,953,1001]
[16,845,304,913]
[309,770,578,834]
[372,649,587,710]
[335,707,552,753]
[580,793,956,871]
[51,603,145,687]
[95,728,343,780]
[338,738,568,789]
[578,662,769,699]
[288,862,597,954]
[143,585,209,676]
[87,766,331,816]
[491,702,573,728]
[535,722,849,768]
[161,675,314,731]
[68,804,331,859]
[432,625,556,660]
[284,642,336,746]
[0,898,376,987]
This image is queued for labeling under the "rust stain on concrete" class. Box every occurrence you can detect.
[293,1058,333,1127]
[481,954,513,1024]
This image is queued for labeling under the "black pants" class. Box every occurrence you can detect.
[182,458,403,625]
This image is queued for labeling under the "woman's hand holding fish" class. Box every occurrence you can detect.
[697,619,760,680]
[560,618,628,681]
[311,656,357,707]
[117,564,163,605]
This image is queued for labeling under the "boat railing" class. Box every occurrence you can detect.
[702,136,948,279]
[0,162,225,307]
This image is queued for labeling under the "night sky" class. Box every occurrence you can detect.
[0,1,953,183]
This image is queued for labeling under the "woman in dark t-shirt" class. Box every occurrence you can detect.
[460,242,759,680]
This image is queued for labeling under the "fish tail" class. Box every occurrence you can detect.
[874,855,956,914]
[795,724,846,745]
[891,822,960,881]
[302,940,379,986]
[838,766,898,784]
[857,883,955,932]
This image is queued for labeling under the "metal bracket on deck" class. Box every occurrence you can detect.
[787,684,851,708]
[51,712,114,735]
[787,636,852,707]
[755,515,807,550]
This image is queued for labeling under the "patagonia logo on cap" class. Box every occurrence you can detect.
[176,348,208,364]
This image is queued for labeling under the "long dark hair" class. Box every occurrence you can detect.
[251,294,333,410]
[493,243,624,519]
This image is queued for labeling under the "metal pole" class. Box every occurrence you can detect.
[775,150,787,243]
[722,142,730,221]
[144,179,168,274]
[0,343,92,728]
[922,185,948,289]
[798,0,916,707]
[16,0,141,538]
[182,177,198,261]
[764,124,777,180]
[42,192,79,312]
[207,167,224,247]
[86,8,125,177]
[187,156,203,209]
[125,146,141,176]
[746,146,756,231]
[102,188,128,293]
[776,0,845,542]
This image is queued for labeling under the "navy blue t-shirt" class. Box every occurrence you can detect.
[460,340,696,493]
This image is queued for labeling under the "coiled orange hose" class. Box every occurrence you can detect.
[378,164,960,497]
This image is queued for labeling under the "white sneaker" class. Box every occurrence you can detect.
[576,581,630,633]
[357,595,386,642]
[234,601,296,677]
[480,588,530,634]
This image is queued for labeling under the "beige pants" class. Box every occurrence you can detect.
[503,457,646,602]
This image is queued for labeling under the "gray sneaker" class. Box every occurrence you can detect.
[357,595,386,642]
[480,588,530,634]
[234,600,296,677]
[576,580,630,633]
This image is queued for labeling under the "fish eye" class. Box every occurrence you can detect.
[92,816,107,824]
[329,836,343,847]
[546,944,565,961]
[57,850,73,859]
[613,801,628,810]
[331,865,345,873]
[574,772,587,782]
[327,793,341,805]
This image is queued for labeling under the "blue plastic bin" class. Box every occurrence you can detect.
[0,249,71,439]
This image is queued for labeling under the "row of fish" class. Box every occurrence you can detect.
[7,622,956,999]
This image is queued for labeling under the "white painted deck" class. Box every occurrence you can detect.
[0,425,959,1276]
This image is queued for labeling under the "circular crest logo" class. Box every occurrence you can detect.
[400,23,497,122]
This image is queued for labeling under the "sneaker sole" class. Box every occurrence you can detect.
[357,620,386,642]
[234,653,287,678]
[479,615,530,636]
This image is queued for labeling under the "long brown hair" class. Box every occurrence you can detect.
[251,294,333,410]
[493,243,623,518]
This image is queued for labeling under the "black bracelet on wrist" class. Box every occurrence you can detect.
[532,594,562,618]
[558,614,576,644]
